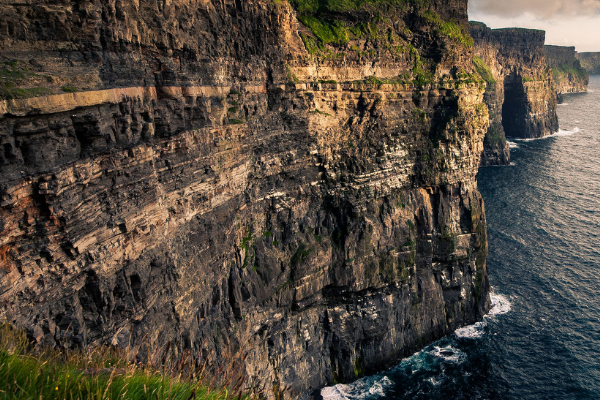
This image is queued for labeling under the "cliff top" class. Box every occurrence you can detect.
[469,21,546,46]
[545,45,576,51]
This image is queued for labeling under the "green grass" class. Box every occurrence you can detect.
[290,1,470,48]
[289,0,453,57]
[299,33,323,54]
[0,86,53,100]
[289,0,430,14]
[62,85,78,93]
[308,108,332,116]
[485,125,506,146]
[473,56,495,84]
[423,11,473,47]
[0,61,53,100]
[0,323,253,400]
[411,107,427,121]
[552,63,589,82]
[297,16,349,45]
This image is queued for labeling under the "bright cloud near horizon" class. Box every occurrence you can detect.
[468,0,600,52]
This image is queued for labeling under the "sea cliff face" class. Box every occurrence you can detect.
[577,52,600,75]
[470,22,558,164]
[545,45,589,95]
[0,0,490,394]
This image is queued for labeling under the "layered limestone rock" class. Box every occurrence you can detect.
[0,0,490,395]
[470,22,559,160]
[577,52,600,75]
[545,45,589,96]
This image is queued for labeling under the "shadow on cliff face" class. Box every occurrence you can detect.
[502,73,528,138]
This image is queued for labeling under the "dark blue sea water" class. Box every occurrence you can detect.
[321,75,600,400]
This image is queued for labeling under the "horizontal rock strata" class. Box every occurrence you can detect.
[0,0,491,395]
[545,45,589,96]
[470,21,559,165]
[577,52,600,75]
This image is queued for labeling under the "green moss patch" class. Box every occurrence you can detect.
[552,63,589,82]
[473,56,496,84]
[0,60,54,100]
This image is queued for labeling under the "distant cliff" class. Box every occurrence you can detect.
[0,0,490,395]
[545,45,589,95]
[470,22,558,165]
[577,52,600,75]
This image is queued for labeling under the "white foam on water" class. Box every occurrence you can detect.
[454,292,512,340]
[321,385,347,400]
[488,293,512,316]
[454,321,486,339]
[515,127,580,141]
[427,376,443,386]
[558,103,569,106]
[320,374,393,400]
[430,345,466,364]
[554,127,580,136]
[507,141,519,149]
[320,292,513,399]
[368,376,393,396]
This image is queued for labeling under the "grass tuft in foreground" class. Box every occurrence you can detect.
[0,323,260,400]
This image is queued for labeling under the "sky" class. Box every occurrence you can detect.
[468,0,600,52]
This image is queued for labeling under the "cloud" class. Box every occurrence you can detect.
[469,0,600,19]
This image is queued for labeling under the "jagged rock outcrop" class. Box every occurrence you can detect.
[0,0,490,395]
[470,21,558,159]
[577,52,600,75]
[545,45,589,96]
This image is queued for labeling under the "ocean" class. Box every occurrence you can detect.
[320,75,600,400]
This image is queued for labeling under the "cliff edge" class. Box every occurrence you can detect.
[470,21,558,165]
[577,52,600,75]
[0,0,490,395]
[545,45,589,96]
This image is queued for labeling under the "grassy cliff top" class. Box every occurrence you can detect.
[0,323,255,400]
[289,0,432,14]
[287,0,472,59]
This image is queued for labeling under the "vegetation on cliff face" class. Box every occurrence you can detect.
[545,46,589,94]
[285,0,475,90]
[0,0,491,395]
[551,64,588,83]
[290,0,427,14]
[473,56,495,84]
[0,61,53,100]
[288,0,472,62]
[577,52,600,74]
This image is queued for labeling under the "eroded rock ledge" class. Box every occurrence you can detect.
[0,0,490,395]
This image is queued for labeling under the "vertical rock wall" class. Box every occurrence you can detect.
[0,0,490,395]
[545,45,589,95]
[577,52,600,75]
[470,22,558,147]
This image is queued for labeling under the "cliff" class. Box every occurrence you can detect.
[576,52,600,75]
[545,45,589,95]
[470,22,559,162]
[0,0,490,395]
